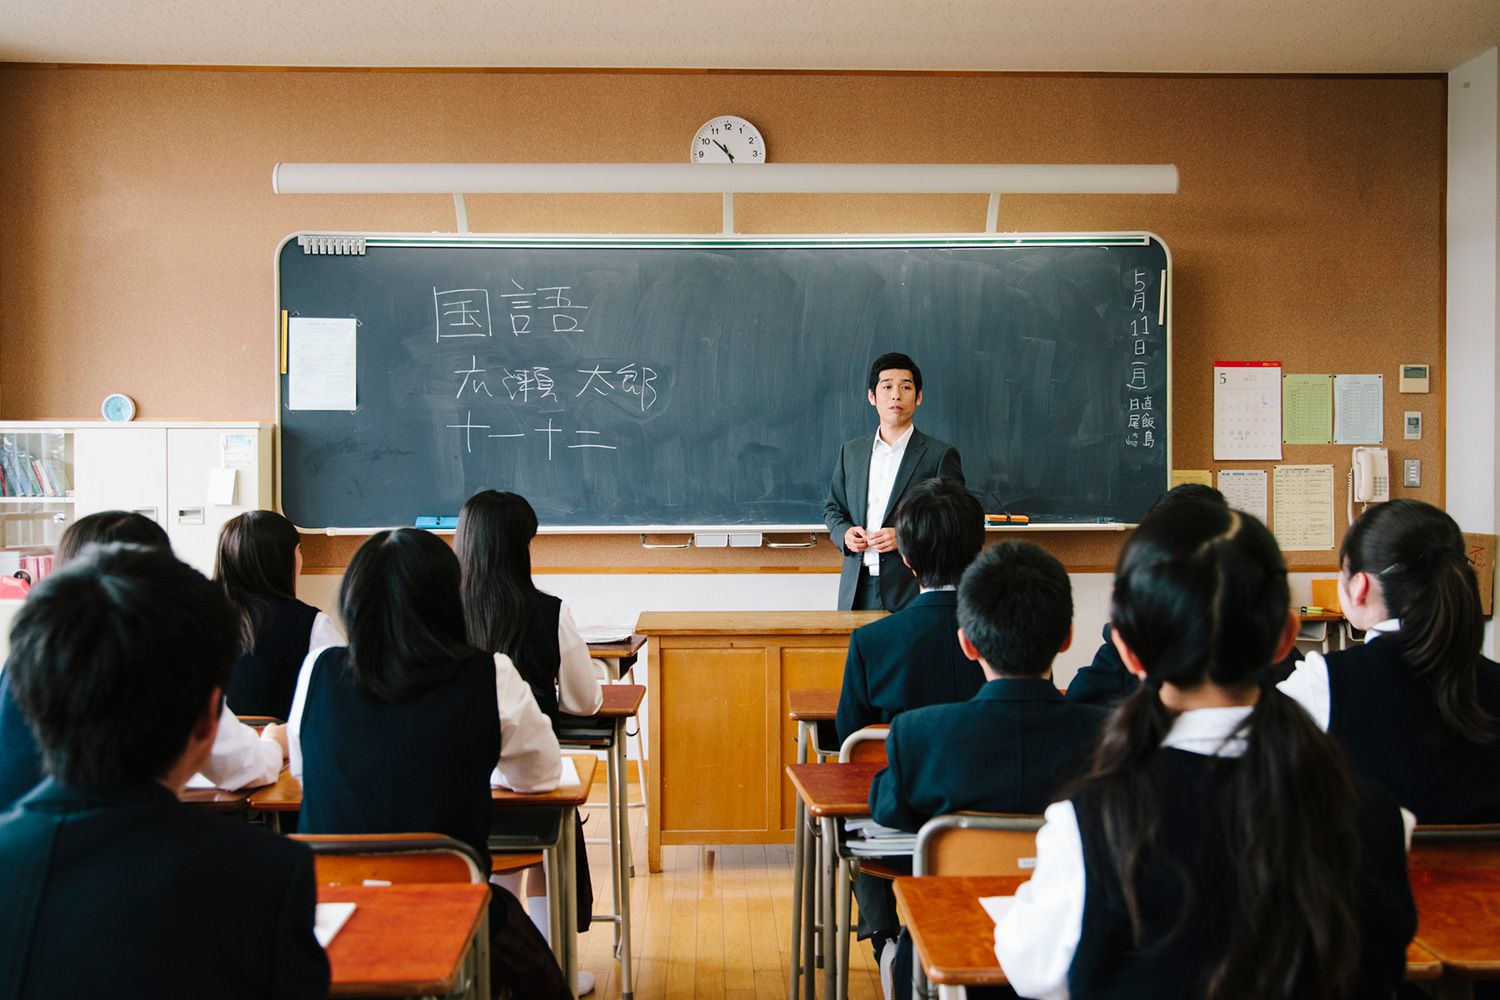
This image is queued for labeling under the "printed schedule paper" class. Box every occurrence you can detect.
[288,317,358,411]
[1214,361,1282,460]
[1283,374,1333,444]
[1272,464,1336,551]
[1218,469,1268,524]
[1334,374,1384,444]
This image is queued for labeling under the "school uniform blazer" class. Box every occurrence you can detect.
[822,428,964,612]
[1064,624,1138,708]
[0,779,328,1000]
[869,678,1108,833]
[833,589,983,745]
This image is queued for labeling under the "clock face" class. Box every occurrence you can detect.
[690,116,766,165]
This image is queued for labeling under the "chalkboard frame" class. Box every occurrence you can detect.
[274,231,1172,533]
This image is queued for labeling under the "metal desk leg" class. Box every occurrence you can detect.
[544,832,567,976]
[615,717,634,1000]
[790,719,809,1000]
[562,808,580,996]
[836,855,852,1000]
[821,816,839,1000]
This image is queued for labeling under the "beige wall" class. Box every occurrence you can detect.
[0,68,1447,569]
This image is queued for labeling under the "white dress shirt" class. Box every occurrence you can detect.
[557,601,605,717]
[198,702,283,789]
[286,646,562,793]
[190,610,345,790]
[1277,618,1402,730]
[864,423,914,575]
[992,700,1415,999]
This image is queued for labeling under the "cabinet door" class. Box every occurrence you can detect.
[73,428,168,524]
[166,428,266,575]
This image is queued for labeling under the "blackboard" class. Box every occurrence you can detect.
[276,234,1170,530]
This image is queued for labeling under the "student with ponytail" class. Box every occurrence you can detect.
[1279,498,1500,822]
[994,500,1415,1000]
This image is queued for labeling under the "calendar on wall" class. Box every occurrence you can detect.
[1213,361,1282,461]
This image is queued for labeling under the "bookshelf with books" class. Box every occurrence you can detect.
[0,425,74,588]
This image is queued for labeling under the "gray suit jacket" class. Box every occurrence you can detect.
[822,428,964,611]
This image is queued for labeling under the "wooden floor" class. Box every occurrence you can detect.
[568,785,884,1000]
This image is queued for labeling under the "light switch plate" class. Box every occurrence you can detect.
[1403,459,1421,488]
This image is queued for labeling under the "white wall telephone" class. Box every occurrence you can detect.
[1348,446,1390,524]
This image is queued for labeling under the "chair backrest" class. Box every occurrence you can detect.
[292,833,487,885]
[914,813,1045,877]
[1409,823,1500,870]
[838,725,891,764]
[235,715,283,729]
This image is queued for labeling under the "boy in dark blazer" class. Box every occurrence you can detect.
[0,543,328,1000]
[870,541,1107,831]
[834,476,986,745]
[823,352,964,611]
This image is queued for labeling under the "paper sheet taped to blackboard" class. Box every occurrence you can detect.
[288,317,357,410]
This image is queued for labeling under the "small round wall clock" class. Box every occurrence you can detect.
[690,116,767,164]
[100,393,137,422]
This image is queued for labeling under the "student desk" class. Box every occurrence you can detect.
[586,634,646,681]
[636,610,884,873]
[490,754,599,996]
[178,784,257,813]
[320,883,490,998]
[784,687,840,1000]
[559,683,645,1000]
[1409,867,1500,980]
[786,759,884,1000]
[248,756,599,995]
[893,874,1454,997]
[1297,609,1350,654]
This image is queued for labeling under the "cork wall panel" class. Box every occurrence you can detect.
[0,69,1444,571]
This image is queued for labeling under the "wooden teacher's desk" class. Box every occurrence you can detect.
[635,610,884,873]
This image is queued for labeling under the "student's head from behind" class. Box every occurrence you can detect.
[1340,498,1490,743]
[454,490,540,658]
[1110,502,1294,692]
[956,541,1073,678]
[56,509,170,566]
[214,510,302,650]
[8,543,236,789]
[866,352,923,427]
[339,527,476,703]
[894,477,984,589]
[1145,482,1225,516]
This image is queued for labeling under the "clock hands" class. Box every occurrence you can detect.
[712,139,736,163]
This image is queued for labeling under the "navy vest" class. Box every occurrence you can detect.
[1069,748,1413,1000]
[225,598,320,720]
[297,647,500,865]
[1326,637,1500,822]
[513,592,563,730]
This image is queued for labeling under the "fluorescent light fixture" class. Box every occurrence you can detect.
[272,162,1178,196]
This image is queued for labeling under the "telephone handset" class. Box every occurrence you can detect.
[1348,447,1390,524]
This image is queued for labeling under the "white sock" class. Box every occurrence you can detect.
[527,895,551,945]
[878,938,897,1000]
[489,872,525,901]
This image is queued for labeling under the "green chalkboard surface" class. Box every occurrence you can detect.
[276,233,1170,530]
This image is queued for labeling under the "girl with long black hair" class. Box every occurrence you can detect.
[214,510,341,720]
[995,501,1415,999]
[286,527,569,1000]
[1279,498,1500,821]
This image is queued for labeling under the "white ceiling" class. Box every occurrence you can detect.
[0,0,1495,73]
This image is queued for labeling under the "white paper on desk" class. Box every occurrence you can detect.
[979,896,1015,924]
[314,902,356,948]
[578,625,634,644]
[288,317,358,411]
[184,772,215,789]
[1273,464,1335,551]
[1334,374,1384,444]
[1213,362,1282,460]
[491,756,580,790]
[206,467,237,506]
[1218,469,1268,524]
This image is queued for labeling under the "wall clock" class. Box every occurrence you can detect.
[690,116,766,164]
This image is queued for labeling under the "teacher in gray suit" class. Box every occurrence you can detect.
[823,352,965,611]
